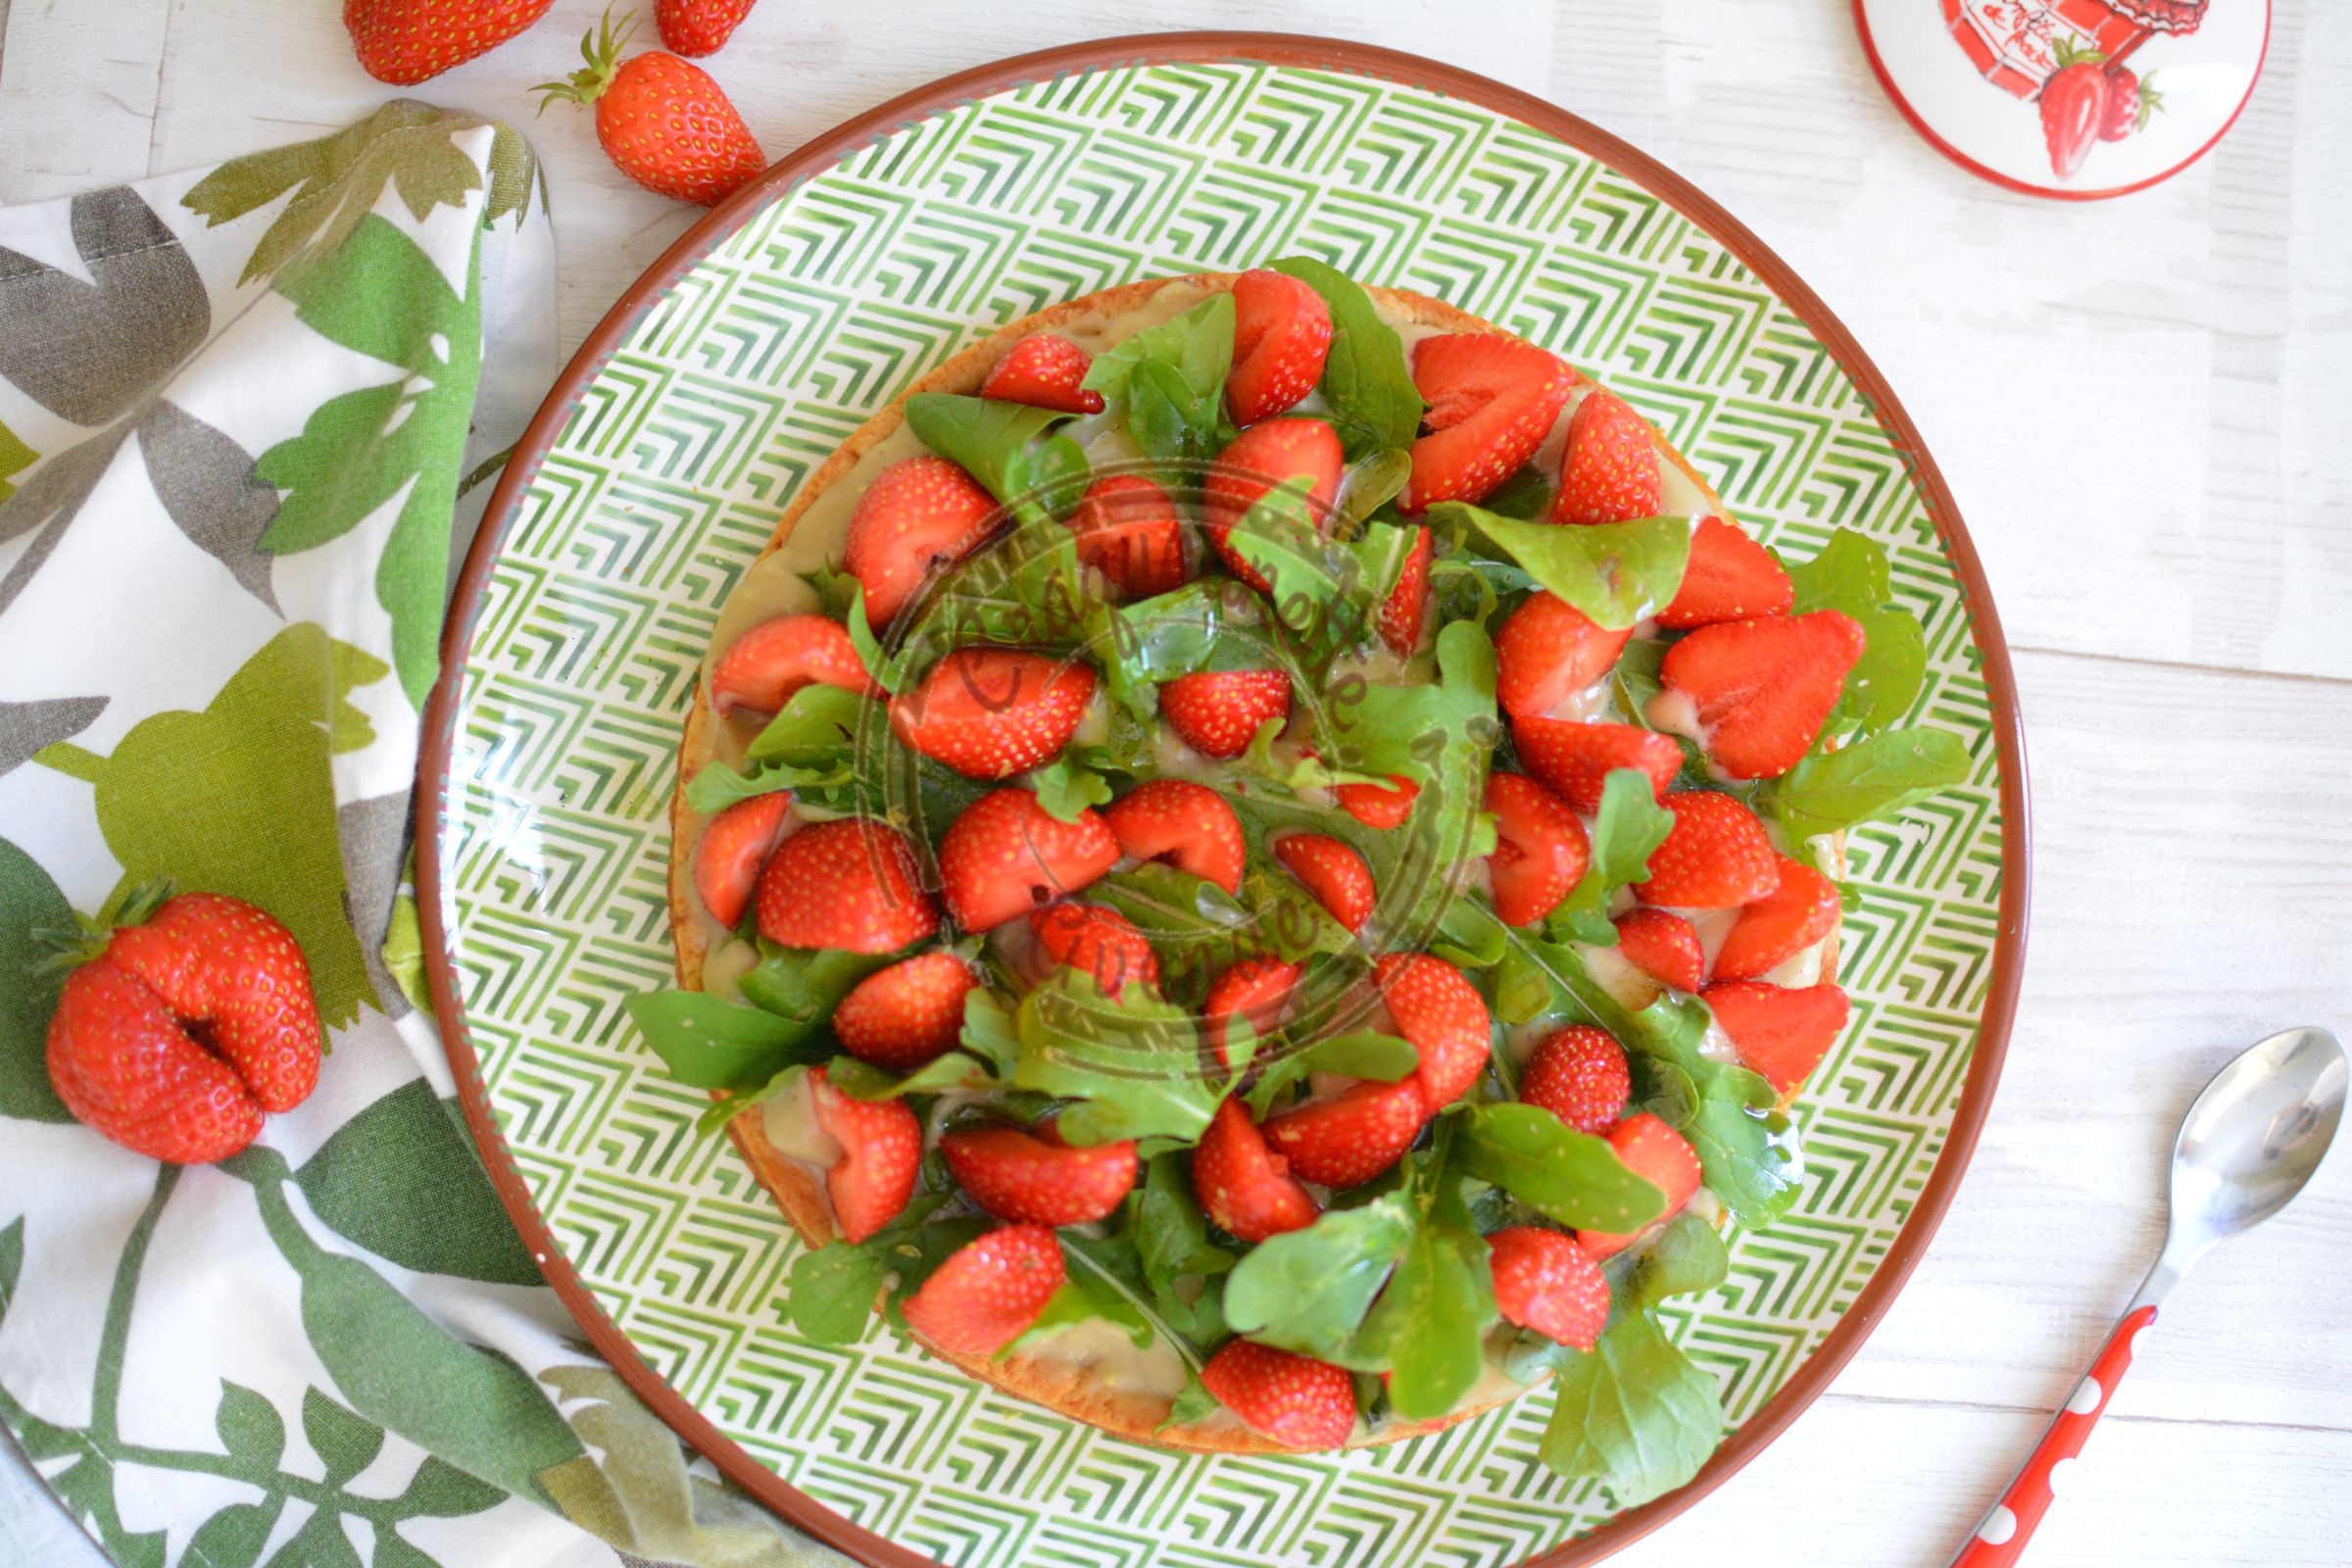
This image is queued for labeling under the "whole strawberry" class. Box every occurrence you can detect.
[2039,42,2111,180]
[346,0,554,85]
[656,0,757,57]
[538,11,766,206]
[45,886,324,1163]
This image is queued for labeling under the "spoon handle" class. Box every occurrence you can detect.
[1947,1304,2157,1566]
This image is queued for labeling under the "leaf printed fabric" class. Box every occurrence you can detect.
[0,106,844,1568]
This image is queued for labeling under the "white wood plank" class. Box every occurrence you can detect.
[0,0,170,203]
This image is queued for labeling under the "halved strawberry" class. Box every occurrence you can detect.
[1552,388,1662,526]
[710,613,878,716]
[693,793,792,928]
[1611,906,1705,993]
[1520,1024,1630,1134]
[1711,856,1839,982]
[843,455,1004,623]
[1102,778,1247,895]
[1066,474,1187,598]
[1488,1226,1610,1349]
[1160,668,1291,759]
[756,819,937,953]
[1273,834,1375,934]
[1658,610,1866,780]
[938,788,1118,932]
[1030,904,1159,998]
[891,647,1096,780]
[1402,333,1573,511]
[1378,526,1433,654]
[1202,956,1301,1070]
[1192,1098,1320,1242]
[1634,794,1781,910]
[808,1065,921,1244]
[981,333,1104,415]
[833,951,977,1071]
[1227,269,1333,423]
[1485,771,1591,927]
[1201,419,1344,590]
[1495,593,1634,719]
[940,1120,1138,1225]
[1658,515,1793,629]
[901,1223,1066,1356]
[1262,1078,1427,1188]
[1576,1112,1701,1259]
[1376,953,1493,1113]
[1512,716,1682,815]
[1333,774,1419,829]
[1199,1338,1357,1449]
[1704,980,1850,1096]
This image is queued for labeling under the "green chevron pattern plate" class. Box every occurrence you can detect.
[430,44,2019,1568]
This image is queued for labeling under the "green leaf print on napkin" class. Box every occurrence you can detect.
[0,417,31,506]
[257,215,483,709]
[0,834,75,1121]
[33,623,389,1026]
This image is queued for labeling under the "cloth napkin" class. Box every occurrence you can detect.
[0,102,849,1568]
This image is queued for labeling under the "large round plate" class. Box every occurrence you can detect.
[418,33,2028,1568]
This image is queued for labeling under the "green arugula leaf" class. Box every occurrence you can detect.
[1481,466,1553,520]
[1223,1194,1415,1360]
[1311,617,1499,785]
[1545,767,1676,945]
[1130,1152,1236,1337]
[785,1241,889,1344]
[825,1051,1002,1101]
[1785,528,1931,736]
[1756,726,1972,841]
[1012,969,1222,1146]
[1244,1030,1418,1118]
[1031,754,1115,822]
[1431,895,1511,968]
[1084,293,1236,430]
[1349,1161,1494,1418]
[1268,256,1423,455]
[958,989,1020,1075]
[1455,1102,1667,1232]
[1007,1250,1156,1356]
[1125,356,1230,466]
[1225,484,1411,660]
[682,684,869,814]
[737,942,903,1035]
[1611,638,1668,729]
[1540,1308,1724,1506]
[1160,1367,1223,1431]
[844,583,916,692]
[904,393,1088,521]
[621,991,835,1090]
[1430,505,1690,630]
[1337,448,1412,530]
[1623,1211,1731,1310]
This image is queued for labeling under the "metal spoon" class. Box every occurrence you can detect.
[1951,1026,2346,1566]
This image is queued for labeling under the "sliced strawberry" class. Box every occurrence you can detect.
[1520,1024,1631,1134]
[1402,333,1573,511]
[1576,1112,1702,1259]
[1199,1339,1357,1450]
[1712,856,1839,982]
[1160,668,1291,759]
[1658,515,1793,629]
[1202,956,1301,1070]
[1495,593,1634,719]
[1030,903,1160,998]
[1379,526,1433,654]
[980,333,1104,416]
[756,819,937,953]
[1489,1226,1611,1349]
[891,647,1096,780]
[1333,774,1419,830]
[710,613,878,716]
[1485,772,1591,928]
[1658,610,1866,780]
[1201,419,1344,591]
[1704,980,1850,1096]
[1262,1078,1427,1188]
[1611,906,1705,993]
[693,793,792,928]
[1066,474,1187,598]
[940,1121,1138,1225]
[937,788,1119,932]
[833,951,977,1071]
[1376,953,1493,1113]
[1102,778,1247,895]
[843,455,1004,624]
[1226,269,1333,423]
[1512,716,1682,815]
[1192,1098,1319,1242]
[901,1223,1066,1356]
[1273,834,1375,934]
[808,1065,921,1244]
[1635,793,1781,910]
[1552,388,1662,526]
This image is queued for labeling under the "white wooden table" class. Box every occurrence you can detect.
[3,1,2346,1564]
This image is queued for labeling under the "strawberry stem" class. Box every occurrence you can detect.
[30,876,175,972]
[534,7,636,114]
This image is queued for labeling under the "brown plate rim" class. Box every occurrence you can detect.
[415,30,2032,1568]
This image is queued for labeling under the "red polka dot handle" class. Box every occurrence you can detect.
[1949,1305,2158,1566]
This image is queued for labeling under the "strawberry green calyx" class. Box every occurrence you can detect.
[535,7,636,113]
[31,876,174,972]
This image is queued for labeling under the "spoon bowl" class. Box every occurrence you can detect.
[2166,1025,2347,1257]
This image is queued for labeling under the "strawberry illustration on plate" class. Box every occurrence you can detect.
[2039,42,2113,179]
